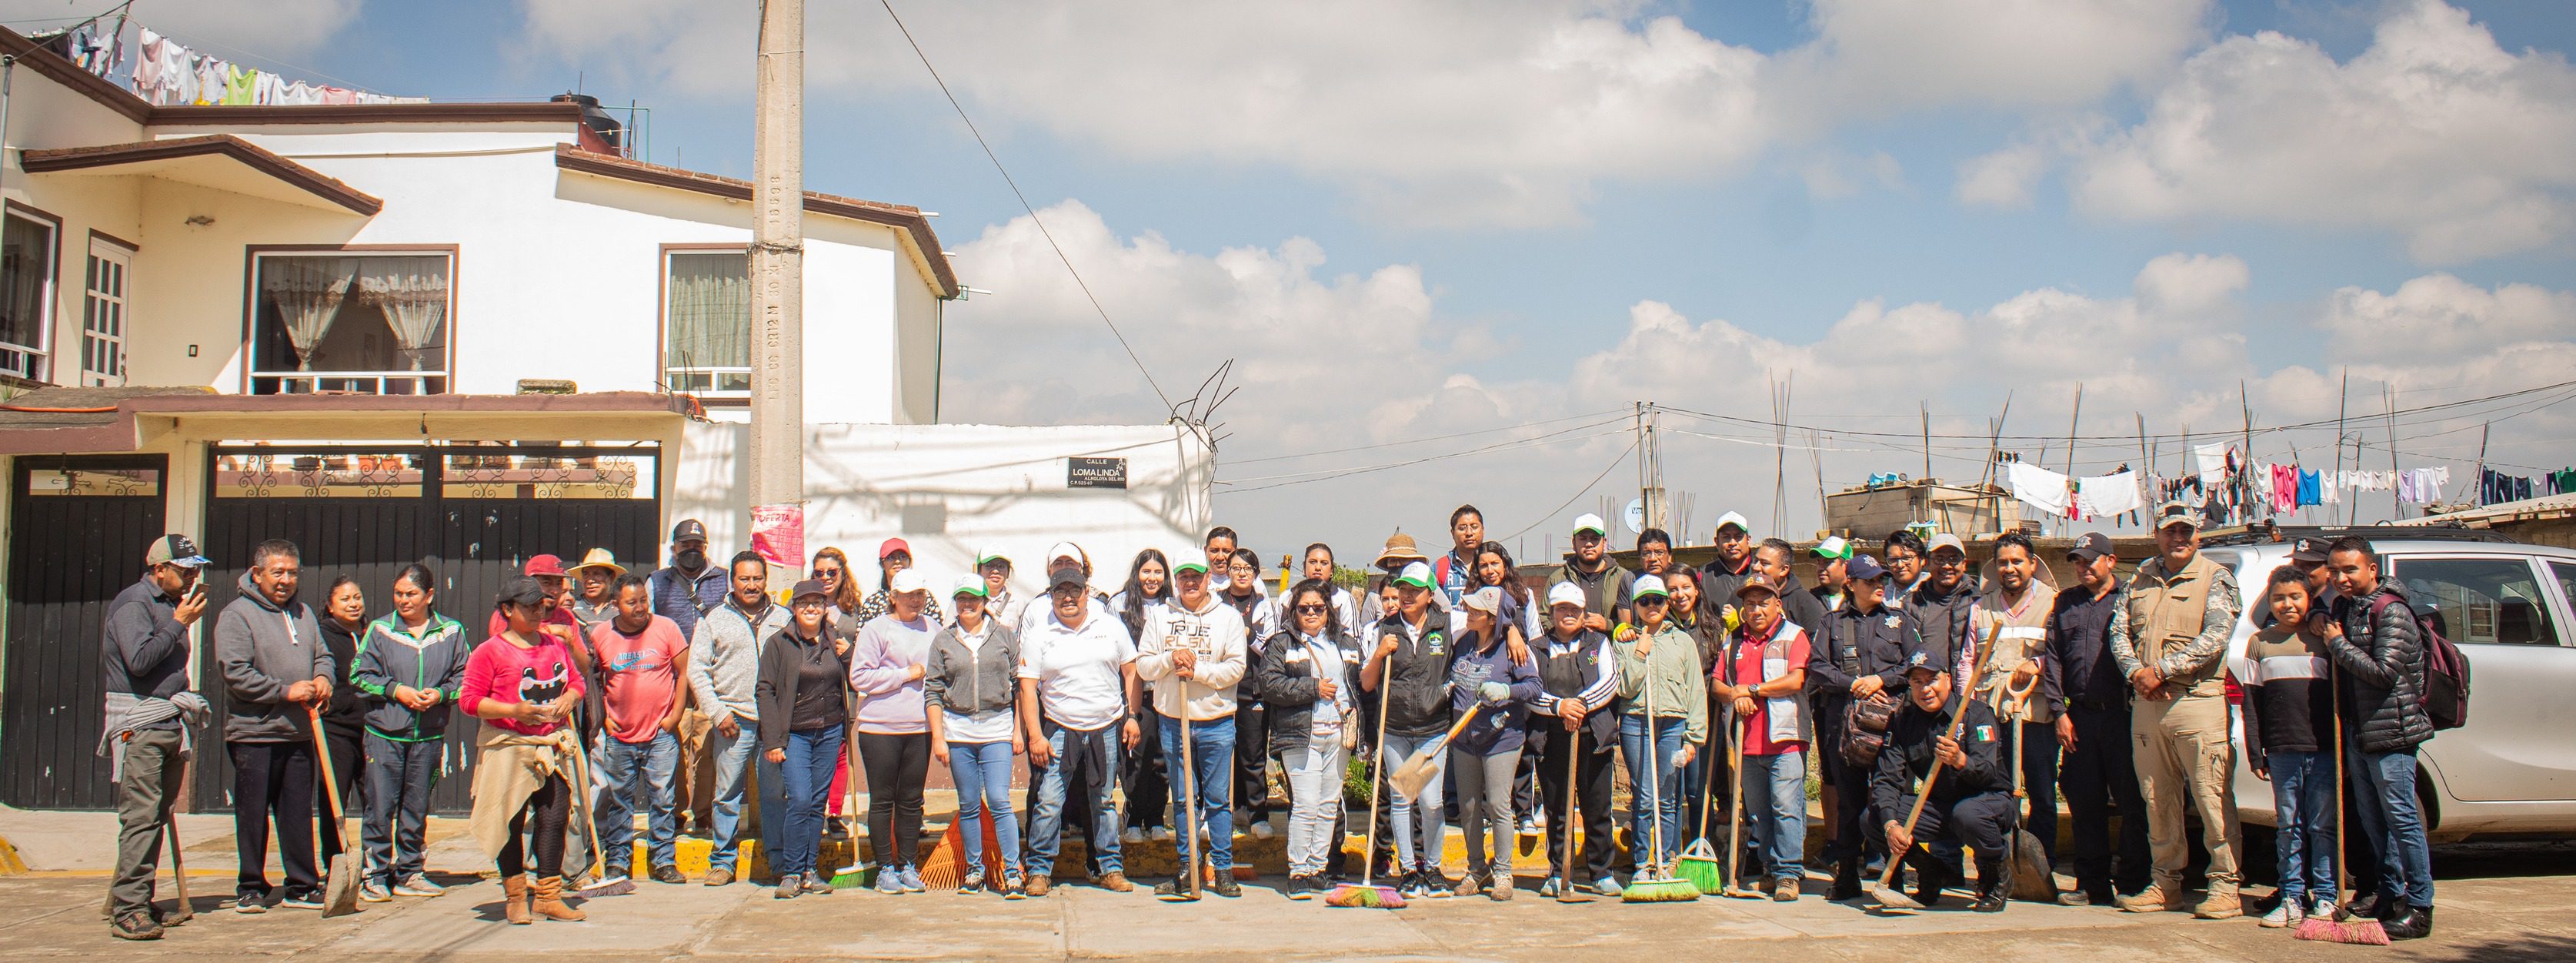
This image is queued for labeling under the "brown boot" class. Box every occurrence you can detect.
[501,874,532,925]
[531,877,587,921]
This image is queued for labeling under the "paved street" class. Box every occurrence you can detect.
[9,808,2573,963]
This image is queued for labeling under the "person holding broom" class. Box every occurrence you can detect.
[1712,572,1811,901]
[1613,575,1705,880]
[1136,559,1250,899]
[1528,582,1620,898]
[1255,578,1363,898]
[2321,536,2437,940]
[462,577,589,924]
[1865,650,2014,912]
[1360,560,1456,899]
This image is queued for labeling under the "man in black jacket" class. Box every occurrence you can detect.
[2040,533,2149,906]
[1808,554,1923,900]
[1527,582,1621,897]
[1865,654,2014,912]
[2321,536,2436,940]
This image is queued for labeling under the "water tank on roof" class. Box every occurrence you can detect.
[552,93,624,152]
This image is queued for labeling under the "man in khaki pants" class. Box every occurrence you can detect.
[2107,501,2244,918]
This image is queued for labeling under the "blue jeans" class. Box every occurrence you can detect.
[2267,750,2337,901]
[1620,714,1687,865]
[1025,719,1123,877]
[1740,751,1807,882]
[1161,715,1236,872]
[595,731,680,868]
[948,741,1023,876]
[360,732,438,888]
[2349,740,2434,908]
[706,719,779,874]
[1380,732,1445,873]
[774,726,843,878]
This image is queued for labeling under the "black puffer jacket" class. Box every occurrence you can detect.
[2328,584,2433,754]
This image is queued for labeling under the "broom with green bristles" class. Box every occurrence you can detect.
[1621,624,1700,904]
[829,691,873,890]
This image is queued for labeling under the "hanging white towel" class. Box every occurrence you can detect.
[2009,462,2071,517]
[2076,470,2143,518]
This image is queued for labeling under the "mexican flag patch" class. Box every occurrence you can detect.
[1973,724,1994,742]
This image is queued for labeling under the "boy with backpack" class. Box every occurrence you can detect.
[2320,535,2441,941]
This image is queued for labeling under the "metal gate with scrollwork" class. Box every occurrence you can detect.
[194,444,659,812]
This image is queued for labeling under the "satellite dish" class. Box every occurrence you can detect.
[1623,498,1646,535]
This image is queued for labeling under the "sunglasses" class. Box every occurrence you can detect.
[1636,597,1669,606]
[1293,604,1329,614]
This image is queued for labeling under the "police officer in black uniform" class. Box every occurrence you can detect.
[1866,651,2015,912]
[1807,554,1924,900]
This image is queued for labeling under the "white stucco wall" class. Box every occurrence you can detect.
[2,71,949,424]
[671,421,1213,600]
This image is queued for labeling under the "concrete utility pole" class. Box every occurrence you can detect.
[749,0,806,522]
[1635,401,1667,534]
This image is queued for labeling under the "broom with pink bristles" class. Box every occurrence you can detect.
[2294,662,2388,946]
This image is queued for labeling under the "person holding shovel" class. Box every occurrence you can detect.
[1136,559,1250,899]
[1613,575,1706,878]
[1712,572,1811,901]
[1968,533,2060,871]
[1865,651,2014,912]
[1446,587,1542,900]
[215,539,334,914]
[102,534,213,940]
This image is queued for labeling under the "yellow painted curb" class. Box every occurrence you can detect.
[0,834,28,875]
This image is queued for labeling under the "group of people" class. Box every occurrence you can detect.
[94,500,2443,941]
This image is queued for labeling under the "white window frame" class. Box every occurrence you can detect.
[248,249,453,396]
[82,236,133,387]
[0,208,61,382]
[661,247,751,401]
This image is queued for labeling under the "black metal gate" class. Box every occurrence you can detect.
[195,445,660,812]
[2,456,169,810]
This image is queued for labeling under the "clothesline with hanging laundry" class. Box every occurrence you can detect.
[30,18,425,107]
[2482,467,2575,506]
[2004,463,2143,523]
[2016,439,2479,528]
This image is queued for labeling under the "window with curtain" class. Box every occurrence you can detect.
[0,212,59,380]
[664,250,750,397]
[251,252,451,395]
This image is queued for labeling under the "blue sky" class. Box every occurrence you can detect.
[25,0,2574,557]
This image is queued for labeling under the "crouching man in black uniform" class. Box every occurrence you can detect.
[1864,653,2014,911]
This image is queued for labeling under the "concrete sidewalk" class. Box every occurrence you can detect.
[8,846,2574,961]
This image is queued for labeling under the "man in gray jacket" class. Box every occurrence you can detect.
[215,539,332,912]
[102,534,212,940]
[685,550,789,886]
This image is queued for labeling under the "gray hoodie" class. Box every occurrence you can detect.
[688,598,789,723]
[216,570,332,743]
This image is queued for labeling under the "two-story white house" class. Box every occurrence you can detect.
[0,27,1208,811]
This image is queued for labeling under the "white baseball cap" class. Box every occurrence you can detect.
[1713,510,1750,535]
[1547,581,1587,609]
[1572,513,1608,537]
[950,573,989,598]
[1046,541,1084,566]
[1395,561,1433,589]
[975,547,1011,567]
[889,569,929,595]
[1631,574,1670,601]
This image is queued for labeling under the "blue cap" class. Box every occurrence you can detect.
[1846,553,1890,582]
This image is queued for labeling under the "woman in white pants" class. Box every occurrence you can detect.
[1252,579,1361,899]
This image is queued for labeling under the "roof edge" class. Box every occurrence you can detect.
[21,133,385,215]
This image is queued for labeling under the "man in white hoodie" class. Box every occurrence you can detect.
[1134,559,1249,899]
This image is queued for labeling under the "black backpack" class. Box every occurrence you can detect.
[2369,594,2471,731]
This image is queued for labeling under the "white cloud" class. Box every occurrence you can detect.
[2068,0,2576,262]
[1771,0,2211,124]
[0,0,363,61]
[2318,273,2576,364]
[510,0,2224,229]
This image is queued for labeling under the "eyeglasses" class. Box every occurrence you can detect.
[1293,604,1329,614]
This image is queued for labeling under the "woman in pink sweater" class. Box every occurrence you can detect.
[848,570,936,893]
[461,577,586,924]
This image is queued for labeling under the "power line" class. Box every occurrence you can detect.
[876,0,1186,428]
[1218,420,1630,493]
[1224,407,1628,465]
[1499,439,1640,543]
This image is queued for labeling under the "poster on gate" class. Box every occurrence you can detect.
[751,503,804,572]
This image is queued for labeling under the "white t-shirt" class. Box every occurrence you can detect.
[942,622,1016,744]
[1016,609,1137,731]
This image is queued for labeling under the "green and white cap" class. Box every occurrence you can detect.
[951,573,989,598]
[1572,513,1608,537]
[1174,559,1210,575]
[1395,560,1433,589]
[1630,574,1670,600]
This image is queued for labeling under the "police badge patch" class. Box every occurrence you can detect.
[1884,615,1901,629]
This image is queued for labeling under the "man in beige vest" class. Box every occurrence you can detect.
[2107,500,2244,918]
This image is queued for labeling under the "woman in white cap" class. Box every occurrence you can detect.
[1612,574,1705,873]
[755,579,850,898]
[926,573,1026,896]
[849,569,937,894]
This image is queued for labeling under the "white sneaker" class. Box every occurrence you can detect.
[1250,822,1276,841]
[393,874,446,898]
[2261,898,2307,928]
[1123,826,1144,844]
[1147,826,1173,842]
